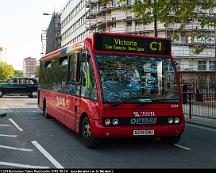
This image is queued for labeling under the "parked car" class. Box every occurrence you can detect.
[0,77,38,98]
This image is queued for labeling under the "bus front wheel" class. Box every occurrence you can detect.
[160,136,181,144]
[81,116,100,149]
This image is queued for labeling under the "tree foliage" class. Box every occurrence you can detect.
[0,62,15,82]
[14,70,23,77]
[99,0,216,52]
[35,65,40,78]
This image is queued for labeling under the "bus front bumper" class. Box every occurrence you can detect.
[90,119,185,139]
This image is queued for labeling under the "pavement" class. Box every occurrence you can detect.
[185,115,216,129]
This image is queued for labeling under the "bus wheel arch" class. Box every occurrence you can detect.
[80,113,100,149]
[79,113,88,134]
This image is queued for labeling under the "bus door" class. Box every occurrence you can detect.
[79,51,98,120]
[62,54,80,130]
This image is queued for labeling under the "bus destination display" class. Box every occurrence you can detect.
[95,33,171,55]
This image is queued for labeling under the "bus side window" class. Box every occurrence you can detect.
[80,53,98,101]
[66,54,79,96]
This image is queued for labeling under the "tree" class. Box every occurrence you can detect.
[14,70,23,77]
[0,62,15,82]
[100,0,216,53]
[35,65,40,78]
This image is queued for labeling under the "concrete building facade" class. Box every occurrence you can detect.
[46,12,61,54]
[60,0,216,83]
[23,57,37,78]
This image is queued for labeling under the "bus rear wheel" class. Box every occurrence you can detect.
[160,136,181,144]
[81,116,100,149]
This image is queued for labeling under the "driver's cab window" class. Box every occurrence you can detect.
[80,51,98,101]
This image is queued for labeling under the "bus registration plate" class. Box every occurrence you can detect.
[133,130,154,136]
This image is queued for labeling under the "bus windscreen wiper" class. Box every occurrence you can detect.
[111,96,152,107]
[151,98,179,103]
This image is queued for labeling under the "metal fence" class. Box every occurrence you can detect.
[182,82,216,119]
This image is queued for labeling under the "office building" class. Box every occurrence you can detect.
[45,12,61,54]
[23,57,37,78]
[60,0,215,83]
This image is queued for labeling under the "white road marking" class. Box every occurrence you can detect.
[0,145,33,152]
[0,162,49,169]
[31,141,64,169]
[0,124,11,127]
[0,134,17,138]
[9,118,23,132]
[174,144,191,150]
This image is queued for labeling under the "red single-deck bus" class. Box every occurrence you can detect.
[38,32,185,148]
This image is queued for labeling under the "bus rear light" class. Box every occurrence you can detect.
[104,119,111,126]
[112,119,119,126]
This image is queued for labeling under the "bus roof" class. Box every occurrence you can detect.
[40,42,84,62]
[40,32,171,62]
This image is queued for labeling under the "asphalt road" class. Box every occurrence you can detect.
[0,96,216,169]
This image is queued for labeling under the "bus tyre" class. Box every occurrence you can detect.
[43,102,51,119]
[160,136,181,144]
[0,91,3,98]
[81,116,100,149]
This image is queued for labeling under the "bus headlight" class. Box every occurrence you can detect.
[168,117,174,124]
[174,117,180,124]
[104,119,111,126]
[112,119,119,126]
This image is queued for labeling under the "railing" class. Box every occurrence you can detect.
[182,82,216,119]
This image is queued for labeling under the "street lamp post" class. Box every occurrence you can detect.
[41,13,52,55]
[214,29,216,97]
[153,0,158,38]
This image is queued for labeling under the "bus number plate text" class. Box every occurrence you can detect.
[133,130,154,136]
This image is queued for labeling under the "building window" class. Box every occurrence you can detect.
[127,0,132,5]
[112,17,116,27]
[127,16,132,26]
[135,20,141,26]
[126,21,132,26]
[209,61,216,71]
[112,0,117,6]
[198,61,206,71]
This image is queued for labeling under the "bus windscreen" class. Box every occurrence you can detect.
[95,54,179,104]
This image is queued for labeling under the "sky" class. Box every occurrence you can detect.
[0,0,68,70]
